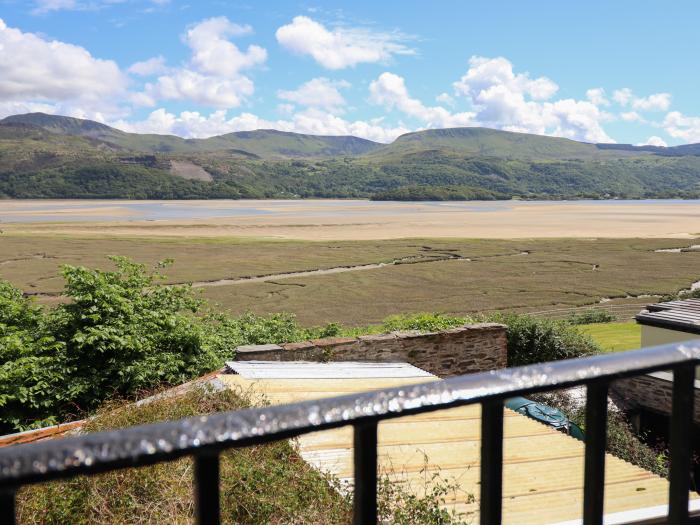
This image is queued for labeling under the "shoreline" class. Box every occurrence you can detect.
[1,198,699,240]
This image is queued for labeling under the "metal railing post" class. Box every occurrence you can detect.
[353,421,378,525]
[668,364,695,524]
[481,400,504,525]
[583,382,609,525]
[194,452,221,525]
[0,489,15,525]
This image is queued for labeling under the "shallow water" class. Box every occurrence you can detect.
[2,198,700,224]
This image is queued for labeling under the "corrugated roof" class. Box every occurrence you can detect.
[226,360,433,379]
[218,361,700,525]
[637,298,700,334]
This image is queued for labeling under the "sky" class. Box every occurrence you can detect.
[1,1,700,146]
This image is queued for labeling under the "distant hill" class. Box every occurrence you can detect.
[0,113,381,158]
[3,112,700,200]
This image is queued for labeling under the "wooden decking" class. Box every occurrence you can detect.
[218,365,700,525]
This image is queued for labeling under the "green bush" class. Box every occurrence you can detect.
[0,282,64,430]
[380,312,470,333]
[0,258,321,433]
[484,313,601,366]
[566,308,616,325]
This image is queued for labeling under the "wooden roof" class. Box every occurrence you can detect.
[219,363,700,525]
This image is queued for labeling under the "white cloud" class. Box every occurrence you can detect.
[0,100,60,119]
[0,18,127,116]
[275,15,414,70]
[31,0,78,14]
[663,111,700,143]
[454,56,559,102]
[112,107,409,143]
[128,56,168,76]
[613,88,633,106]
[185,17,266,77]
[448,56,612,142]
[277,103,295,115]
[139,16,266,109]
[620,111,645,122]
[31,0,167,14]
[436,92,455,106]
[144,70,254,108]
[632,92,671,111]
[586,88,610,107]
[613,88,671,111]
[370,72,475,128]
[637,136,667,147]
[277,77,349,112]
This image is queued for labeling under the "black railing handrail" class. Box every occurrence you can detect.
[0,340,699,524]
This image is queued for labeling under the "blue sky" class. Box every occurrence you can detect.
[1,0,699,145]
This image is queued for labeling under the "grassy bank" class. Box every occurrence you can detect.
[578,321,641,352]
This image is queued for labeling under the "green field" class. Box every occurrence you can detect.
[578,322,642,352]
[1,235,698,326]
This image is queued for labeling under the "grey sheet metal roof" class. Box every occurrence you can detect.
[225,360,433,379]
[636,298,700,334]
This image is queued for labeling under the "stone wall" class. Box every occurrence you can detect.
[233,323,507,378]
[613,373,700,425]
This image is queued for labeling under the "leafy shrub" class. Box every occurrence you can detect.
[0,282,64,430]
[44,257,221,420]
[484,313,601,366]
[566,309,615,325]
[380,312,470,333]
[0,258,318,433]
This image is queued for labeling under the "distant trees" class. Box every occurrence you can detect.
[4,152,700,200]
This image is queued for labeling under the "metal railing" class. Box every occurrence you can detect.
[0,341,699,525]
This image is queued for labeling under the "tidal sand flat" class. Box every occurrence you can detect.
[2,199,700,240]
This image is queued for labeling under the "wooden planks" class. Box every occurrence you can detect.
[217,366,699,525]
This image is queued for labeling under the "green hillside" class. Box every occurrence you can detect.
[370,127,656,160]
[0,113,381,158]
[2,112,700,200]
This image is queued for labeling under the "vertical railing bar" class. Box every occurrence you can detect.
[583,382,609,525]
[194,452,221,525]
[480,399,504,525]
[668,364,695,525]
[353,420,378,525]
[0,488,16,525]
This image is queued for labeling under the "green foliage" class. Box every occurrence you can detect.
[46,257,222,417]
[378,462,472,525]
[0,282,63,430]
[486,313,601,366]
[371,184,508,201]
[380,312,470,333]
[0,258,330,433]
[566,308,616,325]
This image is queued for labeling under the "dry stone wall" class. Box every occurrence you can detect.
[233,323,507,377]
[613,373,700,424]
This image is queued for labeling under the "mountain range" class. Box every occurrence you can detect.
[2,112,700,200]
